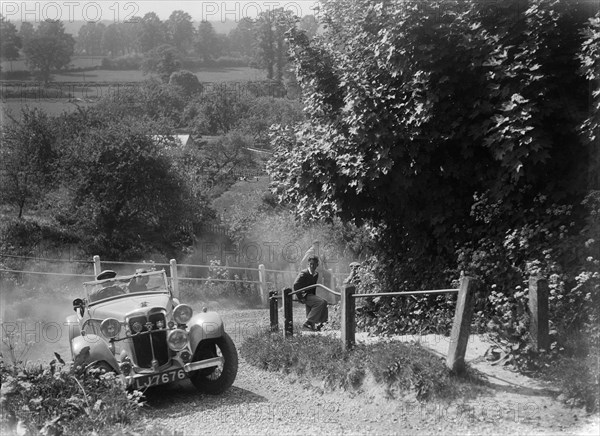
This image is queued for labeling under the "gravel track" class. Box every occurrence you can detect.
[136,307,598,436]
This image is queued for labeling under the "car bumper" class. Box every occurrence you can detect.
[125,356,224,390]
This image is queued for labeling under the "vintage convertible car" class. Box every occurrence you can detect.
[65,269,238,394]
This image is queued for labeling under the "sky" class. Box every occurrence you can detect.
[0,1,322,23]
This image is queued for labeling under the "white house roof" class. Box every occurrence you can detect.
[151,135,194,147]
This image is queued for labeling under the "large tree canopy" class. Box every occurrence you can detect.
[269,0,598,283]
[23,20,75,82]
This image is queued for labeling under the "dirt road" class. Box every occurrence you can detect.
[2,301,598,435]
[138,307,598,436]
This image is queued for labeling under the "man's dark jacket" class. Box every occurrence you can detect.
[293,269,319,301]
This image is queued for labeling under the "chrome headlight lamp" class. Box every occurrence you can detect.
[173,304,193,324]
[167,329,188,351]
[100,318,121,338]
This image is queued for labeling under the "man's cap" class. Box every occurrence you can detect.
[349,262,361,267]
[135,268,148,274]
[96,270,117,281]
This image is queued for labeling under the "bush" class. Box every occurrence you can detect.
[545,350,600,413]
[241,331,481,401]
[169,70,203,95]
[0,352,144,435]
[354,257,457,336]
[0,217,79,263]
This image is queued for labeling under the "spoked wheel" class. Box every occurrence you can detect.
[190,333,238,395]
[85,360,116,376]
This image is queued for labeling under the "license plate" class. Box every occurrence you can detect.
[133,368,186,389]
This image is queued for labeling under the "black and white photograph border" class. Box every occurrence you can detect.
[1,1,599,435]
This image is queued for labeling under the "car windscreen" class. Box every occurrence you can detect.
[84,272,169,303]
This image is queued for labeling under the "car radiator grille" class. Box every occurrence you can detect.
[128,312,169,368]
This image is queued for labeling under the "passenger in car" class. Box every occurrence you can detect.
[129,269,149,293]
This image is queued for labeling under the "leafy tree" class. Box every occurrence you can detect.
[120,19,140,54]
[0,109,57,217]
[76,21,105,55]
[269,0,597,295]
[169,70,203,95]
[166,10,195,53]
[298,15,319,39]
[141,44,181,82]
[18,21,34,46]
[578,11,600,189]
[238,96,304,147]
[22,20,75,82]
[195,130,256,197]
[55,116,197,258]
[255,8,295,80]
[195,21,220,62]
[0,16,21,63]
[101,23,124,57]
[94,78,186,128]
[229,17,256,58]
[184,84,252,135]
[137,12,166,53]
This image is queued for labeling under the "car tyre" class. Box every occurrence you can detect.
[85,360,116,376]
[190,333,238,395]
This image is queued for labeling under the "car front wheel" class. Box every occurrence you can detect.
[190,333,238,395]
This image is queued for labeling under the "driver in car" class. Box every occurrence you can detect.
[90,270,125,301]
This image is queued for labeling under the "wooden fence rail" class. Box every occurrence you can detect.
[269,275,551,373]
[270,277,474,373]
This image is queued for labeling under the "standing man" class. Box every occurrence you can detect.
[293,255,328,331]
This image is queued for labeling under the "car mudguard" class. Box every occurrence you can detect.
[71,334,119,372]
[65,315,81,358]
[188,311,225,351]
[65,315,81,341]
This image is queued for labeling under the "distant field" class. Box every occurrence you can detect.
[1,66,267,120]
[52,69,145,82]
[3,63,265,84]
[0,56,104,72]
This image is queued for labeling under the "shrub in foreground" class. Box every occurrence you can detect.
[241,331,481,401]
[0,356,144,435]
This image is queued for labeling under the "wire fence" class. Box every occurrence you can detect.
[0,254,350,285]
[0,254,351,301]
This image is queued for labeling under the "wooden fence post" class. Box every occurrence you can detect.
[529,275,549,351]
[170,259,179,298]
[93,255,101,277]
[258,264,267,306]
[282,287,293,337]
[269,290,279,333]
[341,285,356,350]
[447,277,475,373]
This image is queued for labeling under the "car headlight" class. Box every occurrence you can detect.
[100,318,121,338]
[173,304,193,324]
[167,329,188,351]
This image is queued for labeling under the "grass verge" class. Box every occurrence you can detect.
[241,330,488,402]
